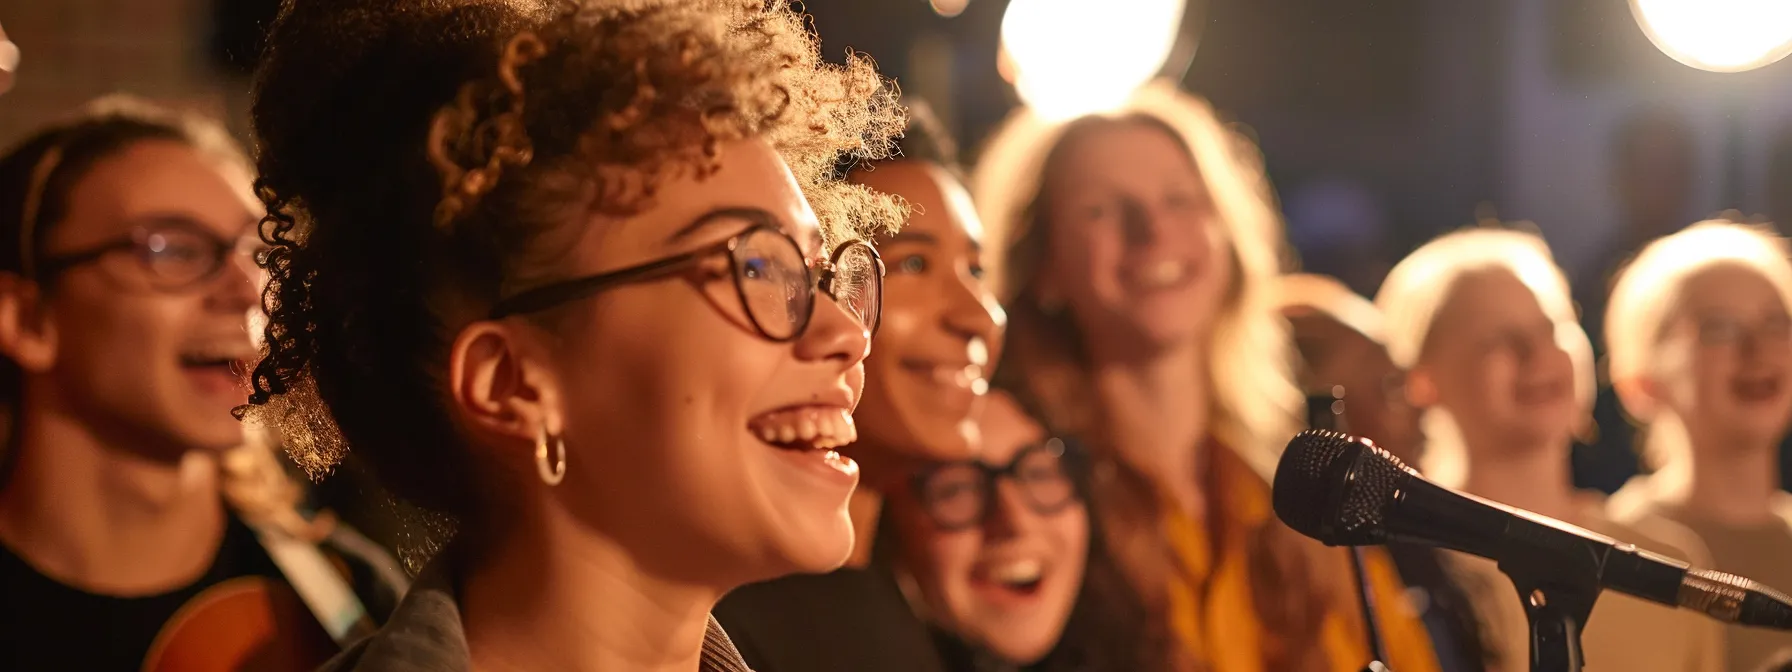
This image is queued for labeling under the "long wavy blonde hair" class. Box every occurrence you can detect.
[974,80,1317,669]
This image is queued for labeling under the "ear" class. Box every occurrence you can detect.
[1404,366,1439,409]
[446,320,563,468]
[0,273,56,374]
[1612,374,1661,423]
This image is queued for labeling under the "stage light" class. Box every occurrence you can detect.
[1632,0,1792,73]
[1000,0,1186,120]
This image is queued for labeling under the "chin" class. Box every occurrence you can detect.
[986,633,1057,666]
[769,510,856,575]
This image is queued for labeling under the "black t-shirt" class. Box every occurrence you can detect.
[0,513,285,672]
[715,565,948,672]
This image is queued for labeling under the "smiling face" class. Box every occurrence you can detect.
[520,138,869,583]
[1416,269,1579,456]
[1653,263,1792,451]
[1037,119,1231,358]
[849,161,1004,466]
[28,139,261,458]
[887,390,1087,664]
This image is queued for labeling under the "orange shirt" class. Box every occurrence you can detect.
[1163,443,1442,672]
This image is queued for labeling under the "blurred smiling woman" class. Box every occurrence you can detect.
[977,81,1438,672]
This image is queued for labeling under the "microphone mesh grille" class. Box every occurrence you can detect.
[1337,442,1405,543]
[1272,429,1360,539]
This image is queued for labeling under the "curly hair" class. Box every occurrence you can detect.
[240,0,905,517]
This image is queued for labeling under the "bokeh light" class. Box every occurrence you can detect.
[1632,0,1792,73]
[1000,0,1186,120]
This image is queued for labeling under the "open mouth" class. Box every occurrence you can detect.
[1733,375,1784,403]
[749,406,857,452]
[1121,259,1194,294]
[898,359,986,393]
[976,558,1046,598]
[178,343,256,382]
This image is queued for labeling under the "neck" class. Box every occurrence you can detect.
[1664,426,1783,526]
[0,405,225,594]
[1458,435,1579,522]
[460,498,720,672]
[845,487,882,569]
[1088,340,1210,512]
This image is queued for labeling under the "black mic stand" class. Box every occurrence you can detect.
[1305,390,1393,672]
[1497,538,1601,671]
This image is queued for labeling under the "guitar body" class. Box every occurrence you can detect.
[142,576,340,672]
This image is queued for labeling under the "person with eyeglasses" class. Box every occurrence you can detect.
[239,0,903,670]
[1278,273,1490,672]
[884,388,1123,672]
[0,95,405,671]
[1605,220,1792,672]
[715,103,1002,672]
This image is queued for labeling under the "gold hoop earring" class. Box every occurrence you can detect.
[535,424,566,486]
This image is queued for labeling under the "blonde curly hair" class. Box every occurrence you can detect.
[240,0,905,515]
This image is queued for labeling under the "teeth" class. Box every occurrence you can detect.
[1133,260,1187,288]
[751,407,858,450]
[989,559,1043,584]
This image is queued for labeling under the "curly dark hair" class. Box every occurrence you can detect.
[240,0,905,517]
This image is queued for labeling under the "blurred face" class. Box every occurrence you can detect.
[31,140,261,458]
[1654,263,1792,450]
[1288,312,1423,464]
[850,162,1004,466]
[1039,120,1231,357]
[887,391,1087,664]
[1417,270,1578,454]
[539,139,870,583]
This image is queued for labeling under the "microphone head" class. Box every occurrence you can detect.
[1273,429,1412,546]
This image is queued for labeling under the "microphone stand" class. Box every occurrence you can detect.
[1498,547,1599,672]
[1306,390,1393,672]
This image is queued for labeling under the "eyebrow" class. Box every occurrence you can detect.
[126,212,257,238]
[666,206,823,252]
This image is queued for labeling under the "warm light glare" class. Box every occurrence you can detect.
[1000,0,1186,120]
[1632,0,1792,73]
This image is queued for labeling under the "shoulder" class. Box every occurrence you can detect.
[1585,491,1713,566]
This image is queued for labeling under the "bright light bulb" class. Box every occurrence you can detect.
[1632,0,1792,73]
[1000,0,1186,120]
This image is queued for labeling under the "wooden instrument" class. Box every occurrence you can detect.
[141,576,341,672]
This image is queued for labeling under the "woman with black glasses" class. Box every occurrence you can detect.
[0,95,403,671]
[884,389,1153,672]
[239,0,902,670]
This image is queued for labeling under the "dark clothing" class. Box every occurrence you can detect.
[0,511,399,672]
[1386,543,1489,672]
[0,513,280,671]
[715,566,947,672]
[322,559,753,672]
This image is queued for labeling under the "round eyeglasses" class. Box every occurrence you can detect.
[490,208,883,342]
[911,438,1081,531]
[35,217,266,291]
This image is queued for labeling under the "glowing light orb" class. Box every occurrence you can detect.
[1632,0,1792,73]
[1000,0,1186,120]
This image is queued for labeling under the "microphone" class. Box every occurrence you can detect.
[1272,429,1792,631]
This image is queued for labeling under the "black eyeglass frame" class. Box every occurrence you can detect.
[33,218,265,290]
[910,437,1083,532]
[489,212,884,343]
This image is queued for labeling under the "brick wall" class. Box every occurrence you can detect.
[0,0,249,149]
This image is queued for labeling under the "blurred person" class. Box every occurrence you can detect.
[242,0,905,669]
[0,96,402,670]
[1375,226,1722,672]
[1277,273,1488,672]
[1605,221,1792,672]
[716,101,1002,672]
[975,80,1440,672]
[886,389,1090,670]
